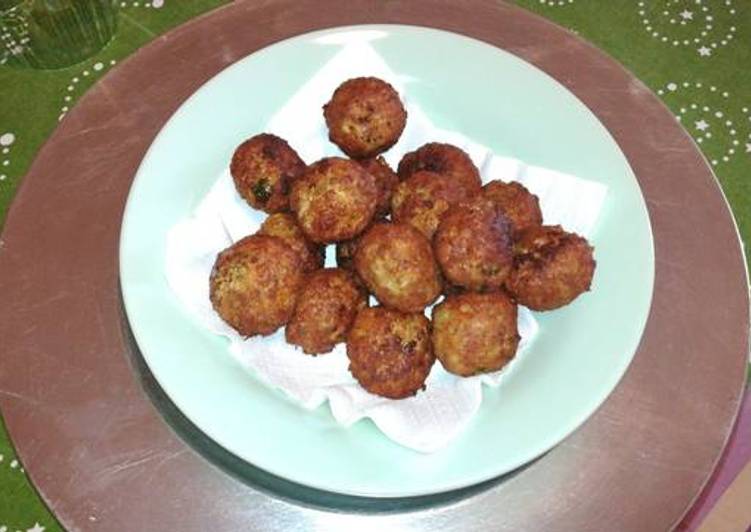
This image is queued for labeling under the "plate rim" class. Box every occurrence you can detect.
[119,22,656,498]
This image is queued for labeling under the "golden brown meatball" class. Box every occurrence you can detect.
[482,180,543,236]
[354,223,442,312]
[290,157,378,243]
[347,306,434,399]
[335,235,369,291]
[431,292,519,376]
[358,156,399,219]
[258,213,324,273]
[286,268,367,355]
[323,77,407,159]
[336,237,358,271]
[209,234,304,337]
[230,133,305,213]
[434,198,514,291]
[397,143,482,196]
[391,170,470,240]
[505,225,595,311]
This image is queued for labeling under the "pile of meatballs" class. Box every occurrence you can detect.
[210,77,596,400]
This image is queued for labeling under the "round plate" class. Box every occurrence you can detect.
[119,25,653,497]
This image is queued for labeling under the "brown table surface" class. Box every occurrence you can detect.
[0,1,748,530]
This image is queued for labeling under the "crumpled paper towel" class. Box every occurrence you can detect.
[164,37,607,453]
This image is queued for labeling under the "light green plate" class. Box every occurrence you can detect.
[120,25,654,498]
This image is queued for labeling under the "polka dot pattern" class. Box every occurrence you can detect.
[637,0,739,57]
[659,80,750,166]
[119,0,165,8]
[538,0,574,6]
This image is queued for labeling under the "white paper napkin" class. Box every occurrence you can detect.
[164,39,607,453]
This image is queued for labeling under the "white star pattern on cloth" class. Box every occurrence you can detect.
[26,524,45,532]
[698,46,712,56]
[746,143,751,153]
[695,120,710,131]
[680,10,693,20]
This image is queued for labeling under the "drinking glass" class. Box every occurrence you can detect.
[0,0,118,69]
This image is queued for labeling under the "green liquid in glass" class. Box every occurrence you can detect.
[1,0,118,69]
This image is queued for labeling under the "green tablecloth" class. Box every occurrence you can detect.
[1,1,749,530]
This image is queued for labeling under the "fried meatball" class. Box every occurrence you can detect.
[397,143,482,195]
[230,133,305,213]
[434,198,514,291]
[286,268,367,355]
[347,306,434,399]
[335,235,369,291]
[324,77,407,159]
[359,156,399,219]
[209,234,304,337]
[354,223,442,312]
[336,235,361,273]
[482,180,543,236]
[258,213,324,273]
[391,170,470,240]
[505,225,595,311]
[432,292,520,376]
[290,157,378,243]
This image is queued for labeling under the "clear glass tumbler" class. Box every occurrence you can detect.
[0,0,118,69]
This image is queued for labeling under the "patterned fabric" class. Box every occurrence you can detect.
[0,1,747,529]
